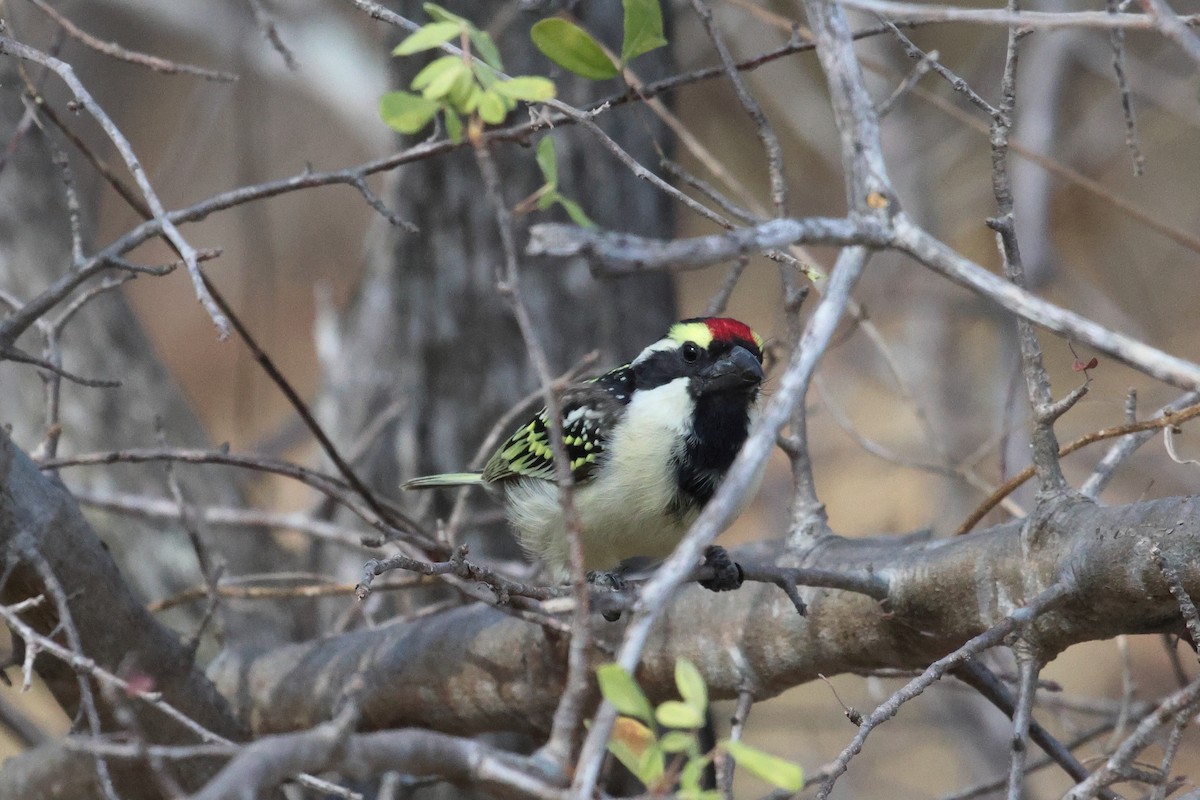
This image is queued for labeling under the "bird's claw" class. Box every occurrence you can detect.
[699,545,744,592]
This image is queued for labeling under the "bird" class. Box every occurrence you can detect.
[401,317,766,592]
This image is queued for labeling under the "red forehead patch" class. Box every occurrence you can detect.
[705,317,757,345]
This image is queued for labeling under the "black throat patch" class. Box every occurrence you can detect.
[671,390,755,512]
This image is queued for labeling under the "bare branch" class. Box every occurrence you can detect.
[840,0,1200,30]
[25,0,237,81]
[814,582,1071,800]
[0,36,229,338]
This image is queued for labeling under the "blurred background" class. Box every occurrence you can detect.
[2,0,1199,797]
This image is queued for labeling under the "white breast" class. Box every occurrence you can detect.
[506,379,698,576]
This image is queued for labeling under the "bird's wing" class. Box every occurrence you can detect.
[482,377,627,485]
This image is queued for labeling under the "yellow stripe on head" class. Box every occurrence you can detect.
[667,320,714,350]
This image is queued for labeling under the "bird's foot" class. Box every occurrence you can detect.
[587,570,628,622]
[699,545,744,592]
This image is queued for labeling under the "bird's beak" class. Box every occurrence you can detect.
[697,345,763,394]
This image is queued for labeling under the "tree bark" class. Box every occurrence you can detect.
[0,431,246,799]
[209,494,1199,736]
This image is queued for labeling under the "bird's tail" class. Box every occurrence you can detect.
[399,472,486,490]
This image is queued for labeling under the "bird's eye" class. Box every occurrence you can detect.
[681,342,701,363]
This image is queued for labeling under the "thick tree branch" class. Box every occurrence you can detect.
[208,495,1200,738]
[0,431,245,797]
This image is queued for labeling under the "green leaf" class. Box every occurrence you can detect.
[596,663,654,723]
[447,67,476,108]
[678,790,722,800]
[443,109,463,143]
[470,28,505,71]
[421,59,469,100]
[393,21,462,56]
[531,18,619,80]
[679,753,712,794]
[494,76,557,103]
[460,85,483,114]
[655,700,704,729]
[412,55,464,91]
[658,730,696,754]
[471,61,498,89]
[621,0,668,63]
[724,740,803,792]
[535,137,557,186]
[378,91,439,134]
[636,742,666,787]
[675,659,707,714]
[607,717,664,787]
[478,90,507,124]
[423,3,465,26]
[557,195,595,227]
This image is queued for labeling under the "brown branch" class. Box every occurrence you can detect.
[25,0,237,81]
[956,402,1200,534]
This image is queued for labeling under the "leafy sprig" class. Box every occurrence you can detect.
[379,3,555,140]
[597,659,803,797]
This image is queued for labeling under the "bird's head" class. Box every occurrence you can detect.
[629,317,765,398]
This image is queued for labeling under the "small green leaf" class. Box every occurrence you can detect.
[537,189,558,211]
[724,740,803,792]
[378,91,439,134]
[412,55,463,91]
[393,21,462,56]
[494,76,557,103]
[556,196,596,228]
[460,85,483,114]
[443,109,463,142]
[675,659,707,714]
[423,3,465,25]
[447,67,476,107]
[421,59,469,100]
[621,0,668,63]
[470,29,505,71]
[478,90,507,124]
[679,753,712,794]
[607,717,664,787]
[655,700,704,729]
[535,137,557,186]
[596,663,654,723]
[678,790,722,800]
[636,742,666,787]
[471,61,498,89]
[658,730,696,754]
[531,18,619,80]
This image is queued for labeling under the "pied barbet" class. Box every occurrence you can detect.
[402,317,766,593]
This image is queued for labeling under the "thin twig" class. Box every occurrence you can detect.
[25,0,237,81]
[1064,675,1200,800]
[988,0,1073,494]
[0,36,229,338]
[840,0,1200,31]
[814,582,1072,800]
[1106,0,1145,174]
[472,136,585,778]
[244,0,298,70]
[40,446,435,550]
[1005,651,1043,800]
[956,402,1200,534]
[689,0,788,215]
[70,488,376,551]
